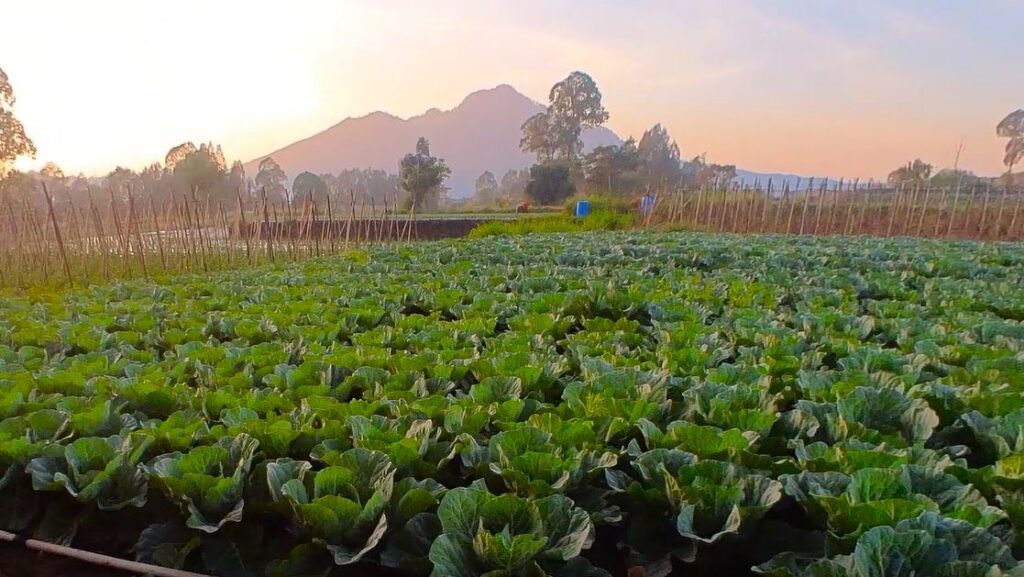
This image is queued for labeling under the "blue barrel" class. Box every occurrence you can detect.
[575,199,591,217]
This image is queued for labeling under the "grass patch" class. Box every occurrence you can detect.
[468,210,633,238]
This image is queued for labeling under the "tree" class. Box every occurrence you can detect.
[930,168,980,190]
[888,159,933,187]
[583,138,639,194]
[524,162,576,205]
[255,157,288,203]
[637,124,682,192]
[399,137,450,211]
[164,142,197,171]
[499,168,530,204]
[681,155,736,187]
[324,168,399,206]
[474,171,499,203]
[106,166,139,200]
[520,113,559,162]
[226,161,247,199]
[173,142,227,198]
[0,170,36,205]
[40,162,64,180]
[997,109,1024,185]
[520,71,609,163]
[292,171,329,204]
[0,67,36,178]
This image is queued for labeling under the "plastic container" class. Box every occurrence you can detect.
[575,199,591,217]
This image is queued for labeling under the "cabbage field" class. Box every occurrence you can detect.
[1,232,1024,577]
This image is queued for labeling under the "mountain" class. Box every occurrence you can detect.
[244,84,622,197]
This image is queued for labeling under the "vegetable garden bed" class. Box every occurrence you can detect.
[1,232,1024,577]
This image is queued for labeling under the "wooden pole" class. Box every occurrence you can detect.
[41,183,72,286]
[798,178,814,235]
[261,187,273,262]
[127,187,148,278]
[149,197,167,271]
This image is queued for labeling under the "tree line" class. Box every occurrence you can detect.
[469,71,737,208]
[3,64,1023,214]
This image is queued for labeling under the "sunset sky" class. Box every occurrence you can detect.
[2,0,1022,179]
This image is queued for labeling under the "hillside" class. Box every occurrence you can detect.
[244,84,622,197]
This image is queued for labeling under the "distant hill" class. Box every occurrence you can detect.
[244,84,622,197]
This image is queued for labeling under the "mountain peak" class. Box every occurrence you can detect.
[459,83,536,108]
[244,83,622,197]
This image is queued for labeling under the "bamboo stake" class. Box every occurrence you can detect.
[812,178,827,235]
[325,192,336,253]
[932,186,950,238]
[961,184,978,239]
[0,528,214,577]
[259,187,273,262]
[978,183,992,240]
[235,186,252,265]
[127,187,148,278]
[41,183,72,286]
[148,197,167,271]
[916,181,932,237]
[798,178,814,235]
[108,186,130,276]
[87,193,110,281]
[886,184,903,237]
[995,185,1009,239]
[1008,188,1022,240]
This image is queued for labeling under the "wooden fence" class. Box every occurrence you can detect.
[648,180,1024,241]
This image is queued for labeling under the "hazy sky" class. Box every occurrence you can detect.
[3,0,1022,179]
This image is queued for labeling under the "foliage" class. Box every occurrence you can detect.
[171,143,228,197]
[525,162,576,205]
[583,139,640,195]
[997,110,1024,169]
[637,124,682,192]
[520,71,609,163]
[473,171,500,205]
[0,66,36,178]
[255,157,288,203]
[1,232,1023,576]
[888,159,934,187]
[292,172,330,204]
[400,138,451,212]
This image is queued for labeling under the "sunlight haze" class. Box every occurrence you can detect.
[2,0,1022,179]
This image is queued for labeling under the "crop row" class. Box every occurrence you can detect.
[1,232,1023,576]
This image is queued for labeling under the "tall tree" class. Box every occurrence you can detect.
[888,159,933,187]
[173,142,227,198]
[499,168,530,203]
[164,142,197,171]
[637,124,682,192]
[583,138,639,194]
[997,109,1024,185]
[520,113,559,162]
[681,156,736,187]
[0,67,36,178]
[255,157,288,203]
[226,161,247,199]
[474,170,499,203]
[520,71,609,163]
[524,162,576,205]
[292,171,329,204]
[547,71,609,161]
[399,137,450,211]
